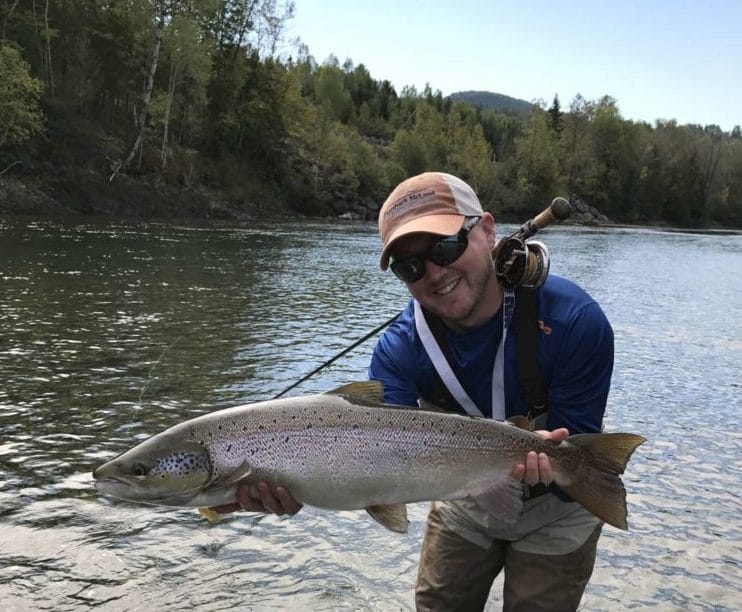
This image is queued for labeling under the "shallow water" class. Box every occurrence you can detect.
[0,218,740,611]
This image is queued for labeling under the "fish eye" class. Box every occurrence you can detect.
[131,462,149,477]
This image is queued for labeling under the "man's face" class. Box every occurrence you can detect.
[389,213,500,330]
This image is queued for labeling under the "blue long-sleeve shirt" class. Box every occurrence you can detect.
[368,275,614,434]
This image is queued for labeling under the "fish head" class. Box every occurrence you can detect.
[93,435,213,505]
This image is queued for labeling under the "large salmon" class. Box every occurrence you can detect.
[93,381,645,532]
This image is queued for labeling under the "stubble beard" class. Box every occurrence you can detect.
[432,261,496,330]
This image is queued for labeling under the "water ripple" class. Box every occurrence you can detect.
[0,219,740,610]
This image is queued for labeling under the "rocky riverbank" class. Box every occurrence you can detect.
[1,170,614,225]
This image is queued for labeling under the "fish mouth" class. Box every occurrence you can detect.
[93,474,148,497]
[93,474,207,506]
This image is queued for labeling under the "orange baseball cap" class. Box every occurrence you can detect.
[378,172,484,270]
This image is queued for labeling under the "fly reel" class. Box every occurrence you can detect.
[493,197,571,290]
[495,238,550,290]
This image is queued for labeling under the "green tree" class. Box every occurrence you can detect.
[0,43,44,147]
[513,111,563,211]
[547,94,563,133]
[314,60,353,123]
[152,11,212,168]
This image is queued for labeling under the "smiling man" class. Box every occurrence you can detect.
[369,172,614,611]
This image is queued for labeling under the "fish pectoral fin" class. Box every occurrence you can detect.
[469,477,524,524]
[197,507,224,523]
[217,460,254,487]
[365,504,409,534]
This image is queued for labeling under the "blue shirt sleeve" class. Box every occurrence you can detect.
[368,304,424,407]
[544,301,614,433]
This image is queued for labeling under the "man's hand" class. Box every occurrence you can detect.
[510,428,569,486]
[209,482,303,516]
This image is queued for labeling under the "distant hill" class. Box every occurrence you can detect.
[447,90,534,114]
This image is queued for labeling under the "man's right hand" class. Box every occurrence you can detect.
[209,482,303,516]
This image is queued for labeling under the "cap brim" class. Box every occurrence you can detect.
[380,214,465,270]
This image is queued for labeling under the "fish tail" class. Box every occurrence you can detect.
[558,433,646,530]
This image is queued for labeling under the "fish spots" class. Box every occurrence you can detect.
[151,451,210,477]
[306,424,312,429]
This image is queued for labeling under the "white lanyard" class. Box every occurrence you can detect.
[414,290,515,419]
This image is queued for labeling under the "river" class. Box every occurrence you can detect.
[0,217,740,611]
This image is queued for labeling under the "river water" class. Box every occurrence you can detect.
[0,217,740,611]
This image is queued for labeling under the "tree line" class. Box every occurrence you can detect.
[1,0,741,227]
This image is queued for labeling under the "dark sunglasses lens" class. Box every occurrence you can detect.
[391,257,425,282]
[428,236,468,267]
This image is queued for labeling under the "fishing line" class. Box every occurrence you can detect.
[138,336,182,404]
[272,312,401,399]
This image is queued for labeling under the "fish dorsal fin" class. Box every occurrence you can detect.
[505,415,534,431]
[365,503,409,533]
[326,381,386,404]
[469,476,524,526]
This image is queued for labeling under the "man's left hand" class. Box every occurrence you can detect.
[510,428,569,486]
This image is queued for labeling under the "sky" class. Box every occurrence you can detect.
[286,0,741,132]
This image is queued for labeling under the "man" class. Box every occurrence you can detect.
[215,171,613,611]
[367,172,613,611]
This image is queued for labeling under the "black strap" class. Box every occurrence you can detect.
[514,287,549,424]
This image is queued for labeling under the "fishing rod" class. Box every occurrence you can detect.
[273,196,573,399]
[272,313,400,399]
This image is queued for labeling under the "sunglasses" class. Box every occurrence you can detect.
[390,216,481,283]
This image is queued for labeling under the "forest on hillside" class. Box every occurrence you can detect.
[1,0,741,227]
